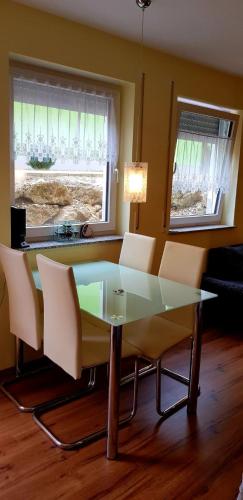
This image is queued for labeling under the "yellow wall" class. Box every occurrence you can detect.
[1,0,243,368]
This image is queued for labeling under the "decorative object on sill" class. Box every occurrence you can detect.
[80,224,93,239]
[27,156,55,170]
[123,0,151,230]
[54,220,79,242]
[11,206,30,249]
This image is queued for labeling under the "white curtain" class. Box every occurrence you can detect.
[172,131,232,195]
[13,68,120,171]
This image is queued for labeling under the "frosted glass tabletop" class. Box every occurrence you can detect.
[33,260,216,327]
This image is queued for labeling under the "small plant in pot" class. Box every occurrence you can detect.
[27,156,55,170]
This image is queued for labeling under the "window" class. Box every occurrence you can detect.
[12,66,120,239]
[170,100,238,228]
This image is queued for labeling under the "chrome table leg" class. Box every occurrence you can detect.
[107,325,122,460]
[187,302,203,415]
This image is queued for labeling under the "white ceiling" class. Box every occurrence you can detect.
[14,0,243,76]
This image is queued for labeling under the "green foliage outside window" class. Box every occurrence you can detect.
[27,157,55,170]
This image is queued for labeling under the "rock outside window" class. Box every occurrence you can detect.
[12,65,120,240]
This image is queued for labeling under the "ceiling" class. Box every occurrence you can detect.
[14,0,243,76]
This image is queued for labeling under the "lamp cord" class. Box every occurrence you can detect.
[135,7,145,163]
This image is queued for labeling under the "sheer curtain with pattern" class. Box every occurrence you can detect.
[12,66,120,232]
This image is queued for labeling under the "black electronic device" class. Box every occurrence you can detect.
[11,206,30,249]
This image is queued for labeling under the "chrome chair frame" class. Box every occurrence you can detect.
[122,302,203,420]
[156,302,202,419]
[121,362,155,385]
[32,359,139,450]
[121,356,198,419]
[156,359,195,419]
[1,338,97,413]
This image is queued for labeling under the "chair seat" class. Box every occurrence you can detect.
[81,319,140,368]
[123,316,191,361]
[158,305,194,330]
[82,312,191,361]
[82,311,109,331]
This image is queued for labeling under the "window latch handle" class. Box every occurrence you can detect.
[114,168,119,183]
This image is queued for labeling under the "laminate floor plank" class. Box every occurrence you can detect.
[0,330,242,499]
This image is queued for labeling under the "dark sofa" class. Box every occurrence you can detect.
[202,244,243,329]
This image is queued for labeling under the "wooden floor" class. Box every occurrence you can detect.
[0,329,243,500]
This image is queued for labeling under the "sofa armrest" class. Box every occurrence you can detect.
[202,274,243,300]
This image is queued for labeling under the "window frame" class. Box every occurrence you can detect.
[169,100,239,229]
[11,64,120,241]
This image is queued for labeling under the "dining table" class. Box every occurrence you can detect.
[33,260,216,460]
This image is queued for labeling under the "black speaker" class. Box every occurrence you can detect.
[11,206,29,249]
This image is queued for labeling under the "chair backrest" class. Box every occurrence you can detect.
[36,254,82,380]
[0,244,42,350]
[119,232,156,273]
[158,241,207,288]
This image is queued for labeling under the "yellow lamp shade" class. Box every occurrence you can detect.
[124,162,148,203]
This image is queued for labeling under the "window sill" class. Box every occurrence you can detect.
[169,224,236,234]
[23,235,123,252]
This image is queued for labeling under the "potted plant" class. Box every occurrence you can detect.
[27,157,55,170]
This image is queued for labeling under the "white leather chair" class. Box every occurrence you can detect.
[33,254,140,450]
[124,241,207,418]
[119,232,156,273]
[159,240,207,329]
[0,244,44,411]
[159,241,207,287]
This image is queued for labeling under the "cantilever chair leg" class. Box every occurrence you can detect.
[121,361,155,386]
[120,357,139,425]
[156,338,200,419]
[16,337,24,377]
[121,335,199,387]
[32,359,139,450]
[156,359,189,419]
[1,339,49,413]
[1,339,97,413]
